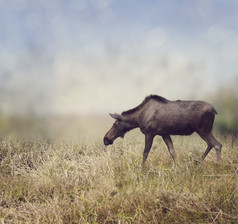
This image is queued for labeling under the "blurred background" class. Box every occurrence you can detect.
[0,0,238,134]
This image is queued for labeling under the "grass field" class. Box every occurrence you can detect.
[0,117,237,223]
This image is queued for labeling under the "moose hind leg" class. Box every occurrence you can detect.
[162,135,176,161]
[199,132,222,162]
[201,144,213,161]
[213,135,222,162]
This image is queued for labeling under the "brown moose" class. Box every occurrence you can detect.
[104,95,222,164]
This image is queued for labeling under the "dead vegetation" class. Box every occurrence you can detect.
[0,119,237,223]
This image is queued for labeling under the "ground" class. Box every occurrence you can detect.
[0,117,237,223]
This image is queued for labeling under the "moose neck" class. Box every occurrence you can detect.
[121,111,140,130]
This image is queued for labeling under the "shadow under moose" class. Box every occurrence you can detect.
[103,95,222,165]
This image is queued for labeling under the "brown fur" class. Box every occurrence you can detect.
[104,95,222,164]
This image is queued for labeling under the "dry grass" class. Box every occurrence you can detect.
[0,118,237,223]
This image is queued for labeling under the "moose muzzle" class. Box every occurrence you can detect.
[103,137,113,146]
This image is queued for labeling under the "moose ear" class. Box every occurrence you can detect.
[109,113,122,121]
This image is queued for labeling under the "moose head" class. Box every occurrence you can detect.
[103,113,135,145]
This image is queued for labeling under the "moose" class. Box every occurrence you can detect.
[103,95,222,164]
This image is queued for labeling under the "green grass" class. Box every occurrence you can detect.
[0,120,237,223]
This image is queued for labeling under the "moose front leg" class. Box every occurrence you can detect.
[162,135,176,161]
[142,134,155,165]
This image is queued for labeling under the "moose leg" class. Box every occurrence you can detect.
[201,144,213,161]
[142,134,155,164]
[199,131,222,162]
[211,132,222,162]
[162,135,176,161]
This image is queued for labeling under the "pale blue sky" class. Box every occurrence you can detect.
[0,0,238,114]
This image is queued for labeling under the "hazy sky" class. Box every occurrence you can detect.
[0,0,238,115]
